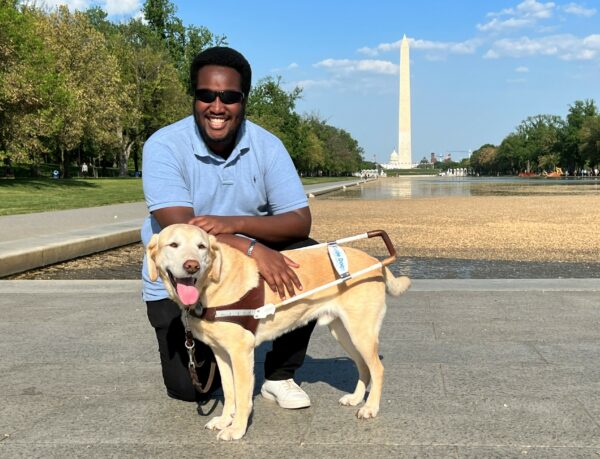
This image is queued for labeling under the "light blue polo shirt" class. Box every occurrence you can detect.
[140,116,308,301]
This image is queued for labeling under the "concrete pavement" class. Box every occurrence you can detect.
[1,279,600,457]
[0,179,369,277]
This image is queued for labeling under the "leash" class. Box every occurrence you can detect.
[183,310,217,394]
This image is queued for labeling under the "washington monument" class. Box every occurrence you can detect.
[398,34,412,169]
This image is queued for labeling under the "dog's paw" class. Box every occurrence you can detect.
[205,414,233,431]
[216,426,246,441]
[356,405,379,419]
[339,393,363,406]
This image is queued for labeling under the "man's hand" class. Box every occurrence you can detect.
[251,243,303,299]
[188,215,240,235]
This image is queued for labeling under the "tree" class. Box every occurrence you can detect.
[84,8,193,176]
[142,0,225,89]
[110,18,190,175]
[561,99,598,172]
[579,116,600,169]
[470,144,498,175]
[0,2,54,169]
[296,116,325,174]
[246,76,305,163]
[247,77,302,136]
[308,119,364,176]
[36,6,125,177]
[538,153,560,172]
[515,115,564,171]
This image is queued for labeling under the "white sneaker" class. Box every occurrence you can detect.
[260,379,311,409]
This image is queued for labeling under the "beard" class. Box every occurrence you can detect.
[193,104,245,156]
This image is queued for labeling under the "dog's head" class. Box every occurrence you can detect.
[146,224,221,309]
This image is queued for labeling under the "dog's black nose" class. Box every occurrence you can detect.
[184,259,200,274]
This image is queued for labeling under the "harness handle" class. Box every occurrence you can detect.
[366,230,396,266]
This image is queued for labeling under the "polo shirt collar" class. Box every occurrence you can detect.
[191,118,250,163]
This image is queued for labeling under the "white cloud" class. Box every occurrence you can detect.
[515,66,529,72]
[358,38,479,57]
[270,62,300,74]
[487,7,516,17]
[478,0,555,32]
[32,0,141,17]
[104,0,141,16]
[484,34,600,60]
[40,0,91,10]
[516,0,555,19]
[291,79,337,90]
[411,38,480,54]
[562,2,597,17]
[357,40,400,56]
[583,34,600,47]
[477,17,534,32]
[133,9,146,23]
[315,59,398,75]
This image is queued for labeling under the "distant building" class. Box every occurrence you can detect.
[381,149,400,170]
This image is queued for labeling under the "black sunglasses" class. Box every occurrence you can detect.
[194,89,245,104]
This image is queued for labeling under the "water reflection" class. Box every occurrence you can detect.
[323,176,600,200]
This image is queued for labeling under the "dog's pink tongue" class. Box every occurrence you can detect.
[176,283,199,305]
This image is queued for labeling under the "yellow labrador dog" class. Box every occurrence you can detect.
[146,223,410,441]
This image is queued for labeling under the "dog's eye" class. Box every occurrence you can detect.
[169,242,179,248]
[197,243,206,249]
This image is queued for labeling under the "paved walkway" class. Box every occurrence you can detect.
[0,179,369,277]
[1,279,599,457]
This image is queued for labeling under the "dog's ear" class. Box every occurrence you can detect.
[146,234,160,282]
[208,234,222,283]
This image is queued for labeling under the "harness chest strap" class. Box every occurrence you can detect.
[198,278,270,334]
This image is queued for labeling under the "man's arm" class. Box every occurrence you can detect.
[187,207,311,244]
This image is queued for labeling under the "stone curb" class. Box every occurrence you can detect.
[0,220,142,277]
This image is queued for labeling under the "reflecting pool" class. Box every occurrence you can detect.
[322,176,600,200]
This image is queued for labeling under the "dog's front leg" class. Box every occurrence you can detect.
[216,338,255,441]
[205,347,235,431]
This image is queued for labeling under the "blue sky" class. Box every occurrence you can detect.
[45,0,600,163]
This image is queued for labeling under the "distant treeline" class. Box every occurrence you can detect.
[470,99,600,175]
[0,0,365,178]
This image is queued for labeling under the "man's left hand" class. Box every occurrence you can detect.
[188,215,239,235]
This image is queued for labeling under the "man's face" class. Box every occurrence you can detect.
[193,65,245,158]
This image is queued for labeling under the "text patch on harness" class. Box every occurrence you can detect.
[327,242,350,279]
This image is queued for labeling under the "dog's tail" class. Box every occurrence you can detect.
[384,267,411,296]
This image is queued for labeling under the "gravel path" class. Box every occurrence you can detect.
[310,195,600,262]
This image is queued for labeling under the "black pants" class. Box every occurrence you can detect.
[146,238,318,403]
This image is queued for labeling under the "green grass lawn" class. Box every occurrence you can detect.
[299,176,354,185]
[0,176,356,216]
[0,178,145,216]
